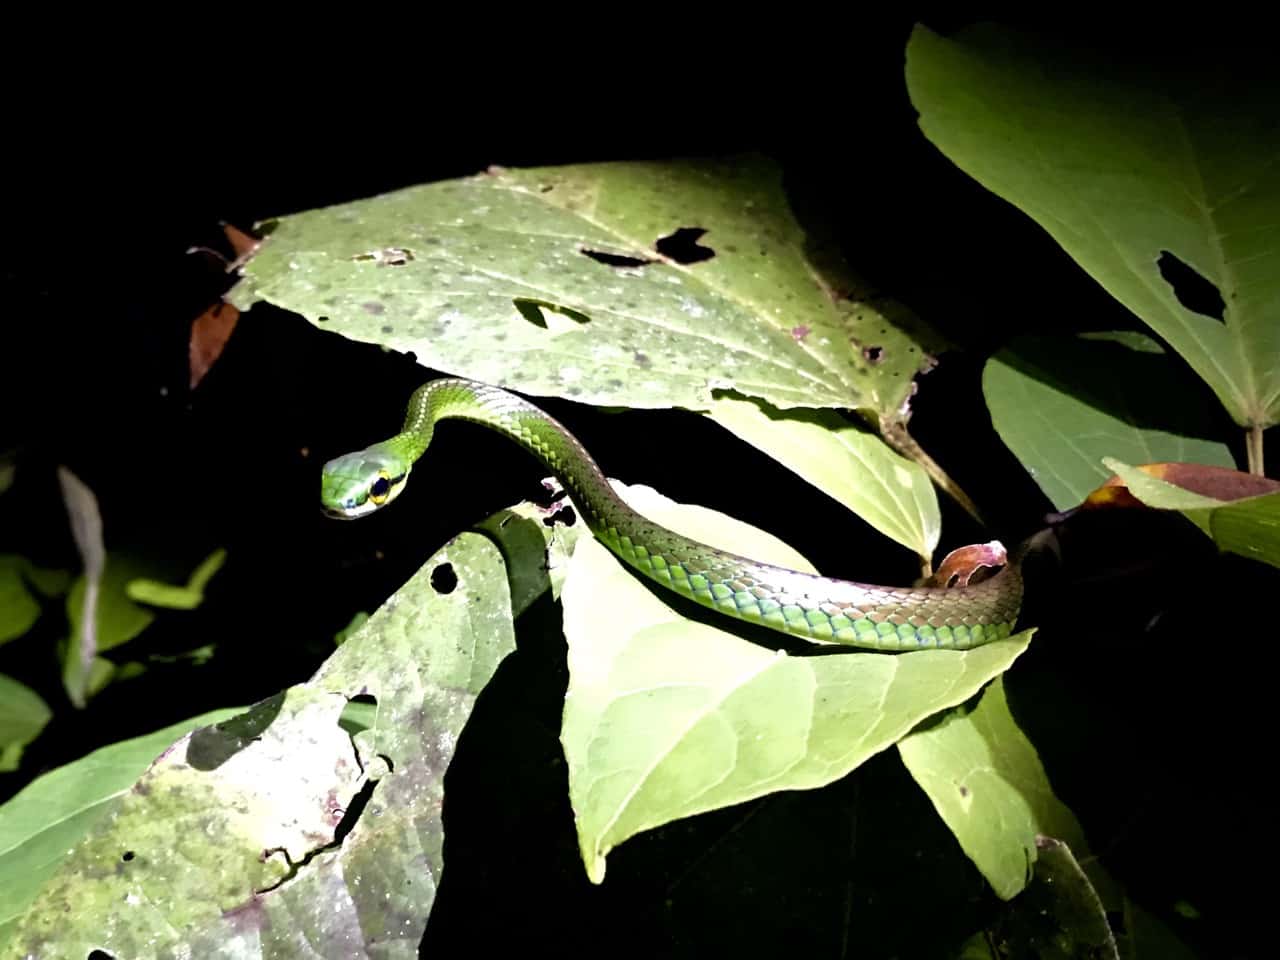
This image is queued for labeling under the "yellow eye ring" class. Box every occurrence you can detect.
[369,471,394,505]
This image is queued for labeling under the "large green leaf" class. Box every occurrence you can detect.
[0,707,244,950]
[908,24,1280,429]
[6,529,520,958]
[706,395,941,562]
[229,155,930,419]
[0,674,51,773]
[898,677,1087,900]
[227,157,948,546]
[559,481,1033,883]
[983,334,1235,509]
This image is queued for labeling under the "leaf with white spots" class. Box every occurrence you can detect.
[6,530,520,958]
[228,155,934,419]
[559,481,1034,883]
[898,677,1088,900]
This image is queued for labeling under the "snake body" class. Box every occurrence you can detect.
[320,378,1023,650]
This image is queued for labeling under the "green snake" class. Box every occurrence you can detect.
[320,378,1023,650]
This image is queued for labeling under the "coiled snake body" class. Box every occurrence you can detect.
[320,378,1023,650]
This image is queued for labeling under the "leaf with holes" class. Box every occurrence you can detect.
[898,677,1088,900]
[983,333,1236,510]
[706,395,940,562]
[0,707,243,951]
[559,481,1034,883]
[908,25,1280,429]
[6,531,518,959]
[227,155,935,420]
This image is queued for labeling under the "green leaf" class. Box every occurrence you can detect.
[907,24,1280,429]
[228,155,933,421]
[983,334,1235,509]
[0,707,244,951]
[898,677,1087,900]
[987,839,1119,960]
[559,481,1033,883]
[125,547,227,610]
[0,557,41,647]
[7,529,517,957]
[66,563,156,653]
[0,674,51,773]
[706,395,940,562]
[1104,459,1280,568]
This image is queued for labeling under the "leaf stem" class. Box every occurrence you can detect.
[878,418,985,527]
[1247,423,1265,476]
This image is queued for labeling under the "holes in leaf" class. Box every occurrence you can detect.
[121,850,135,862]
[332,776,378,845]
[352,247,415,266]
[655,226,715,264]
[1157,250,1226,321]
[863,345,884,364]
[513,297,591,328]
[88,952,117,960]
[431,563,458,594]
[545,504,578,528]
[580,248,654,268]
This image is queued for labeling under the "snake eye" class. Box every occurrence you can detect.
[369,472,393,504]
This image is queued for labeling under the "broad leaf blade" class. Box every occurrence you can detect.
[0,707,244,950]
[898,677,1086,900]
[8,531,518,958]
[0,675,51,774]
[908,24,1280,428]
[1104,459,1280,569]
[228,156,932,420]
[983,334,1235,509]
[560,482,1033,883]
[706,396,940,561]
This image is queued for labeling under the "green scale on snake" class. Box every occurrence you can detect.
[320,378,1023,650]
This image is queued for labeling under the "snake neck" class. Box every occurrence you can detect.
[399,378,629,533]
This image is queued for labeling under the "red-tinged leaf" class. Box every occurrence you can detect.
[1086,462,1280,510]
[924,541,1009,588]
[188,302,239,390]
[222,222,260,261]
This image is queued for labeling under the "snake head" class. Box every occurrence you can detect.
[320,445,411,519]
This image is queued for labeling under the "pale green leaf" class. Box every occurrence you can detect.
[908,24,1280,429]
[1104,459,1280,568]
[898,677,1086,900]
[0,707,244,951]
[983,334,1235,509]
[560,481,1033,883]
[126,547,227,610]
[0,557,40,647]
[706,395,940,561]
[0,674,51,773]
[228,155,934,420]
[8,529,517,958]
